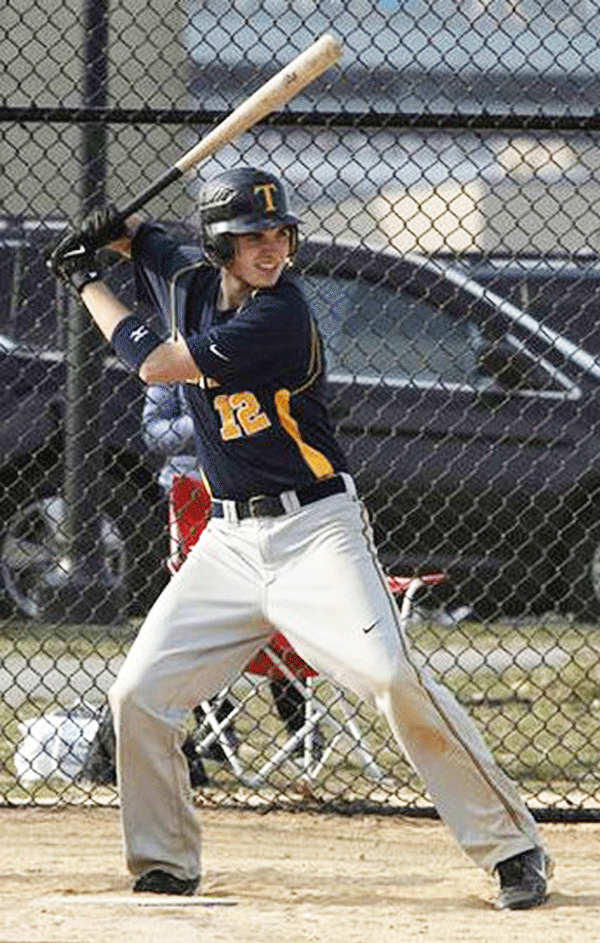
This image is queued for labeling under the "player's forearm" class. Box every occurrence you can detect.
[80,281,132,342]
[80,281,204,384]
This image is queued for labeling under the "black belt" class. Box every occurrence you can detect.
[211,474,347,520]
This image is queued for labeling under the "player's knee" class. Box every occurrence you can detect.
[375,677,449,753]
[108,672,147,727]
[108,677,127,729]
[109,668,180,737]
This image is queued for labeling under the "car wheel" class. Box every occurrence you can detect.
[0,495,125,619]
[553,518,600,619]
[586,535,600,615]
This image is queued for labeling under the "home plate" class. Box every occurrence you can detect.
[38,894,237,907]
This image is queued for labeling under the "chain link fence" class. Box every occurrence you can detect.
[2,0,600,818]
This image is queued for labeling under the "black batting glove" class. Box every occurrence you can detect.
[46,228,102,294]
[80,203,127,250]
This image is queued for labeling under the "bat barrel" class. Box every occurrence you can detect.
[114,33,342,219]
[175,33,342,174]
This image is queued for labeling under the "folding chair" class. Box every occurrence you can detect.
[168,474,445,787]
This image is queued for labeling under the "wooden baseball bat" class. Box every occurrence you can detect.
[117,33,343,219]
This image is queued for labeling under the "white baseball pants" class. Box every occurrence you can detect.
[109,482,543,883]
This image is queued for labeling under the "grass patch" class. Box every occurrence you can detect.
[1,613,600,809]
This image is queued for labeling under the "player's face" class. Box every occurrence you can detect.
[227,226,292,289]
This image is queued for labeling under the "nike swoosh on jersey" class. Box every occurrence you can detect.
[362,621,379,634]
[209,343,230,361]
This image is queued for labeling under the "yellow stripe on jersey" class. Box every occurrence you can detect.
[274,388,334,478]
[299,318,322,394]
[201,470,213,498]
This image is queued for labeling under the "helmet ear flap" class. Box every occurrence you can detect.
[204,232,235,267]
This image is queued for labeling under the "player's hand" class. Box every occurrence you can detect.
[46,227,102,294]
[81,203,127,249]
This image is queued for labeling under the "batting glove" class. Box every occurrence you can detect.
[80,203,127,250]
[46,228,102,294]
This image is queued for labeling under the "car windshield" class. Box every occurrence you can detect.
[302,273,484,386]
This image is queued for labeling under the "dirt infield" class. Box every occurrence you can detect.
[0,806,598,943]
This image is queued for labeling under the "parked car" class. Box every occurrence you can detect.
[452,254,600,363]
[296,240,600,618]
[0,221,168,620]
[4,219,600,621]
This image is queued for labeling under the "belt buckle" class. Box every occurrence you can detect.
[247,495,265,518]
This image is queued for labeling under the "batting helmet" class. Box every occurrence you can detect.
[198,167,300,266]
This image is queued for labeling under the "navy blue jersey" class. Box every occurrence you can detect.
[131,222,348,499]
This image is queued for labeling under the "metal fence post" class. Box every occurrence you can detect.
[55,0,124,622]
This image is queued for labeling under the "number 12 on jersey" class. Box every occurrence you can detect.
[214,392,272,440]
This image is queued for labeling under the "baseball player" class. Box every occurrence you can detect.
[48,166,551,908]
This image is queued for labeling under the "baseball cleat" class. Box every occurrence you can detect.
[495,846,552,910]
[133,869,199,895]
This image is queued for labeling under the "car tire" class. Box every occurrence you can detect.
[575,530,600,619]
[554,519,600,619]
[1,480,169,622]
[0,493,126,620]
